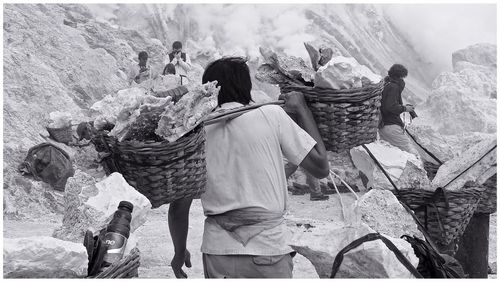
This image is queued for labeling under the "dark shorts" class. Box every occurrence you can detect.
[202,252,295,278]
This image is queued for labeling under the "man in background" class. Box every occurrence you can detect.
[127,51,152,85]
[378,63,419,156]
[165,41,192,77]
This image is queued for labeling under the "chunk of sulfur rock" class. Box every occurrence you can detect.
[52,171,151,242]
[4,236,88,278]
[356,189,423,239]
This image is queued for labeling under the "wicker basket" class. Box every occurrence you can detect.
[423,161,497,214]
[475,174,496,214]
[98,125,207,208]
[47,126,73,144]
[394,185,484,250]
[280,81,384,153]
[94,247,140,278]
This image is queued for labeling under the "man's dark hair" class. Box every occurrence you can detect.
[172,41,182,50]
[138,51,148,60]
[388,64,408,79]
[202,57,253,106]
[163,63,176,75]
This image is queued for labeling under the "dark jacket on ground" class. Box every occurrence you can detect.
[380,76,406,128]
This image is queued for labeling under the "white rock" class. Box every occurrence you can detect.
[405,124,456,163]
[4,236,88,278]
[422,44,496,136]
[289,221,418,278]
[91,87,148,127]
[350,141,429,190]
[53,172,151,242]
[452,43,497,69]
[314,56,381,89]
[432,136,496,191]
[356,189,423,239]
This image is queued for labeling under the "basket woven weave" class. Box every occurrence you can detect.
[423,161,496,214]
[94,247,140,278]
[476,174,497,214]
[47,126,73,144]
[280,81,384,153]
[100,125,206,208]
[394,185,483,250]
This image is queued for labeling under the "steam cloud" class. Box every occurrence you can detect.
[382,4,496,72]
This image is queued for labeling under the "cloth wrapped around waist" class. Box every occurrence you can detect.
[207,207,285,246]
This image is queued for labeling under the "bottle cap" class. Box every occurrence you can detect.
[118,201,134,213]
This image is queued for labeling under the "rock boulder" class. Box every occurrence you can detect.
[4,236,88,278]
[432,135,496,191]
[405,124,456,163]
[451,43,496,70]
[357,189,423,239]
[53,171,151,242]
[350,141,430,191]
[422,43,496,136]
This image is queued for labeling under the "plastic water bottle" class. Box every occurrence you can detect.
[102,201,133,266]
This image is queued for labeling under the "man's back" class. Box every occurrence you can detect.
[201,103,316,255]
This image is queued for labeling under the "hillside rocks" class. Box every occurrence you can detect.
[289,221,418,278]
[3,3,169,220]
[4,236,88,278]
[357,189,423,239]
[350,141,430,190]
[421,43,497,135]
[432,135,496,191]
[406,125,456,163]
[53,172,151,242]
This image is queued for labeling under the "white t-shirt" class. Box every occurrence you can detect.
[164,53,192,76]
[201,102,316,255]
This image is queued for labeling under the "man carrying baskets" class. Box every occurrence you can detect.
[171,57,330,278]
[379,64,419,156]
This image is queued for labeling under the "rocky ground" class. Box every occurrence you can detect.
[4,192,496,278]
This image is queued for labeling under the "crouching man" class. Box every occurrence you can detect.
[170,57,329,278]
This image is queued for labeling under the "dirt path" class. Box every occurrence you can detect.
[3,193,497,278]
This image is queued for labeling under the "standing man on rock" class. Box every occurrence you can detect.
[165,41,192,77]
[168,57,329,278]
[378,64,419,156]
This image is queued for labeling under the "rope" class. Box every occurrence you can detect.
[405,129,443,165]
[330,170,359,201]
[361,144,400,193]
[328,170,360,221]
[329,173,345,220]
[441,145,497,189]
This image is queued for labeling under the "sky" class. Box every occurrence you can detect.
[383,3,497,71]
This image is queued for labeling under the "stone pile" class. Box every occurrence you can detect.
[4,236,88,278]
[432,136,496,191]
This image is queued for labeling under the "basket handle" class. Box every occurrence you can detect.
[203,101,284,125]
[328,170,359,221]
